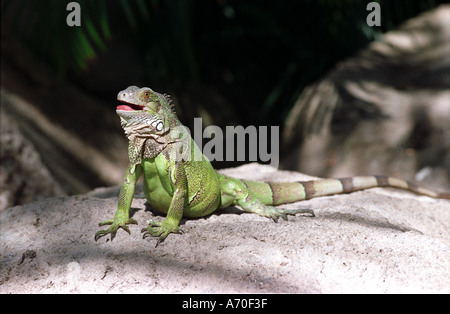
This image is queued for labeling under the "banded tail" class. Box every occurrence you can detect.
[243,175,450,206]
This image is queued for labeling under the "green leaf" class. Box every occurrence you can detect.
[85,18,107,51]
[119,0,136,29]
[99,0,112,39]
[75,27,96,60]
[136,0,150,21]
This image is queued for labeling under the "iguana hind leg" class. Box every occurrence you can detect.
[219,175,314,221]
[238,197,315,222]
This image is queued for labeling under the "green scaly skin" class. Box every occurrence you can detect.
[95,86,450,247]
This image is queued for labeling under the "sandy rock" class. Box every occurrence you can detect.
[1,163,449,293]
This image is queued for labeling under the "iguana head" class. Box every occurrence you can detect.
[116,86,186,165]
[117,85,172,113]
[116,86,173,164]
[116,85,177,134]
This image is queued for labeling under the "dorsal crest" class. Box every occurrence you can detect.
[163,93,176,114]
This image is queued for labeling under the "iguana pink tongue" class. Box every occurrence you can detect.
[117,104,135,111]
[117,103,144,111]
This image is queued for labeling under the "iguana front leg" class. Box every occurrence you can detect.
[95,164,142,241]
[141,161,186,247]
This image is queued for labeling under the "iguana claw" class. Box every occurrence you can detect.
[141,219,183,247]
[94,217,138,241]
[265,207,315,222]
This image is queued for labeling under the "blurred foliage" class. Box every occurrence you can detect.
[1,0,444,126]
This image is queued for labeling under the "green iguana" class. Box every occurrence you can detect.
[95,86,450,246]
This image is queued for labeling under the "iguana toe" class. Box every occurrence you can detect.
[141,219,183,247]
[94,217,138,241]
[280,208,315,217]
[263,206,315,222]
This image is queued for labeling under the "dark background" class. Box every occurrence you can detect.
[1,0,448,204]
[3,0,444,126]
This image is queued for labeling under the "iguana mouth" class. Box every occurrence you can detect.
[116,101,144,111]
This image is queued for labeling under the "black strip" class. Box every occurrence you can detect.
[339,177,354,193]
[300,181,316,199]
[406,180,420,192]
[188,189,202,206]
[200,193,218,216]
[242,180,250,190]
[375,175,389,187]
[267,182,280,204]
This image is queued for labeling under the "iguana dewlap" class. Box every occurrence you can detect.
[95,86,450,246]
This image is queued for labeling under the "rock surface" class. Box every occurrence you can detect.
[1,163,449,293]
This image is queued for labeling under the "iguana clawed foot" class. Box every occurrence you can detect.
[141,219,183,247]
[261,206,315,222]
[94,216,138,241]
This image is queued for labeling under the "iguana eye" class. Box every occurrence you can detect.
[142,91,151,100]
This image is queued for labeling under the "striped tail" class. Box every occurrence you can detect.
[243,175,450,206]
